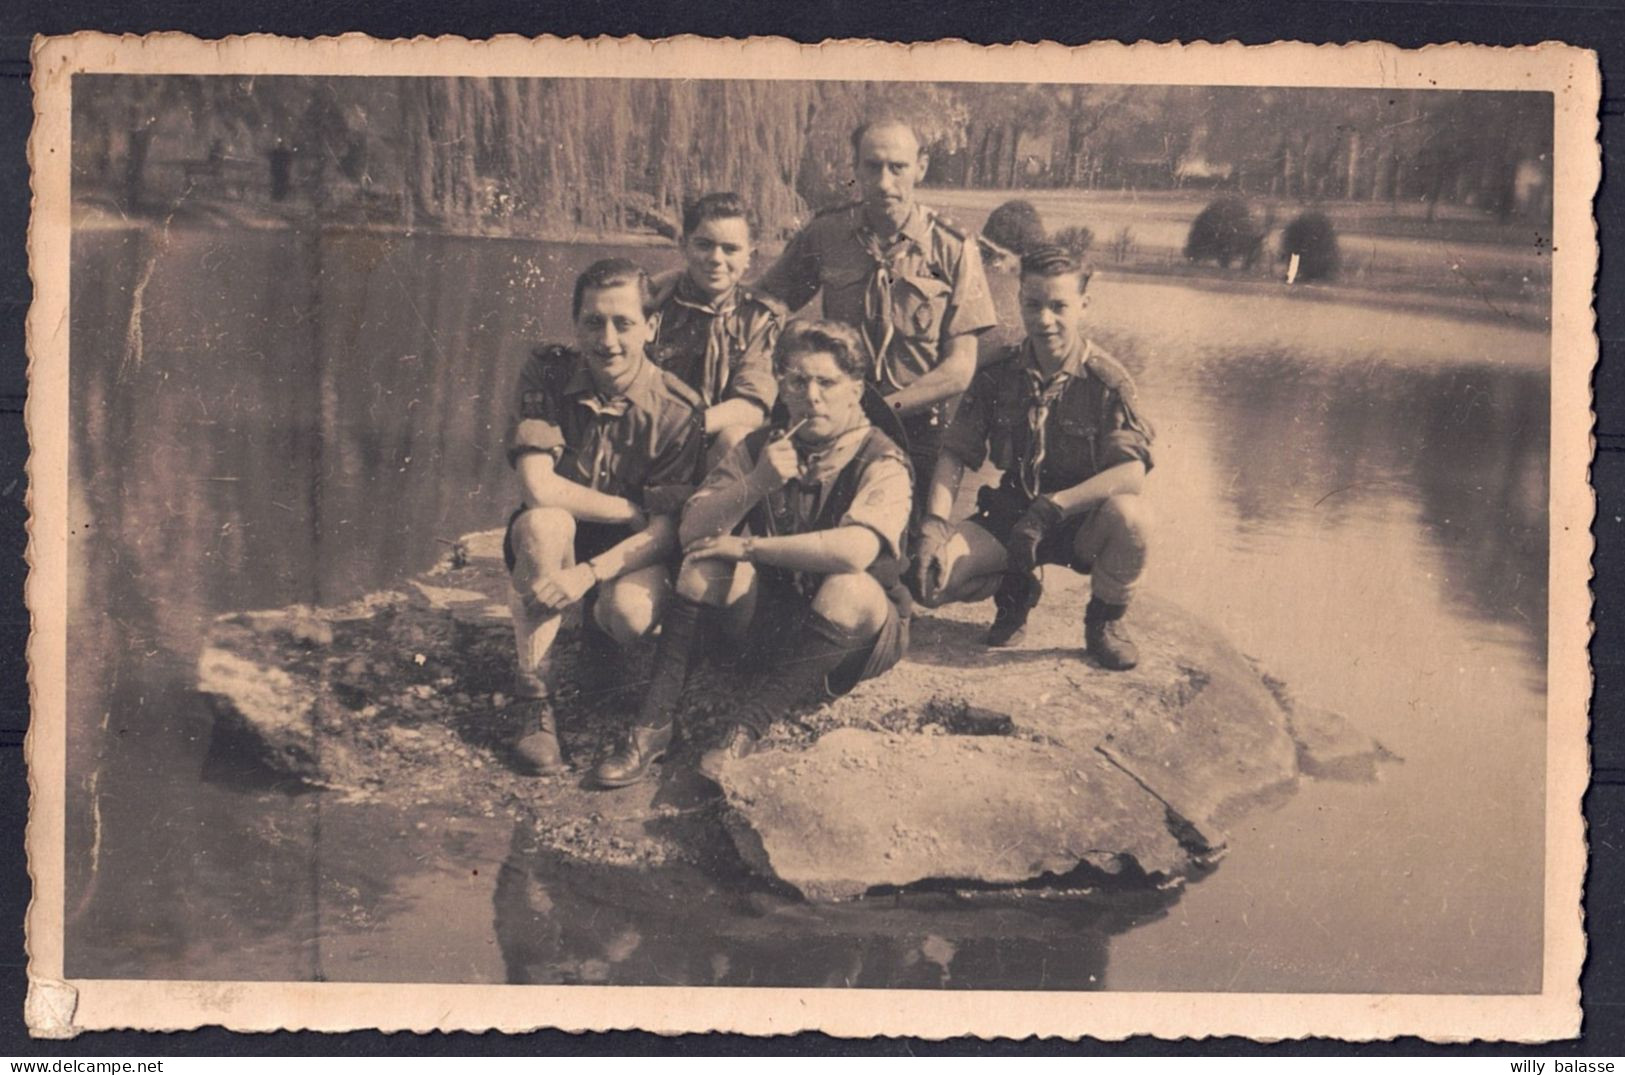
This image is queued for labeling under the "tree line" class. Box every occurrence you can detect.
[72,76,1553,236]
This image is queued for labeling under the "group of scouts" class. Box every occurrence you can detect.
[503,118,1154,787]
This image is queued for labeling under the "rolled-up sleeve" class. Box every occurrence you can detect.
[939,374,993,470]
[1097,392,1155,473]
[723,309,780,414]
[839,456,913,560]
[506,352,566,467]
[941,238,998,339]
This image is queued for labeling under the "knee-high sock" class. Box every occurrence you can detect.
[635,595,706,728]
[508,589,562,700]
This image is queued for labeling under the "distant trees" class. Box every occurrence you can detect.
[71,76,1556,236]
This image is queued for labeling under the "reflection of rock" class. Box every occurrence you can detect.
[198,529,1393,901]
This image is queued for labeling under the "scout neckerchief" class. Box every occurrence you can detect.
[1020,336,1089,499]
[779,421,871,529]
[669,273,741,405]
[572,360,640,491]
[856,206,929,392]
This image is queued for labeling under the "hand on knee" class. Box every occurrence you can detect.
[676,556,744,606]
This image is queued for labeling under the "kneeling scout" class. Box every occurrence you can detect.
[912,246,1154,670]
[503,258,704,773]
[593,318,914,788]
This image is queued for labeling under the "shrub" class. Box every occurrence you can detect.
[1052,224,1095,260]
[1280,211,1340,281]
[982,199,1047,257]
[1184,195,1264,269]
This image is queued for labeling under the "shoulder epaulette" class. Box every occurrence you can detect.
[738,283,788,320]
[812,199,864,220]
[922,205,970,242]
[1082,341,1140,397]
[655,366,705,411]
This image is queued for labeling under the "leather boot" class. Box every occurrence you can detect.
[592,597,704,789]
[1085,598,1139,671]
[985,571,1043,647]
[513,697,567,774]
[699,610,869,782]
[593,720,673,788]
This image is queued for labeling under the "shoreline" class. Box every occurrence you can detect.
[73,199,1551,332]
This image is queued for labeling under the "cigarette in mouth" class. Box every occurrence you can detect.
[775,418,809,441]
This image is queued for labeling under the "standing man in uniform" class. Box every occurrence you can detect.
[911,246,1154,670]
[649,191,784,466]
[504,258,705,773]
[591,319,914,788]
[755,118,998,516]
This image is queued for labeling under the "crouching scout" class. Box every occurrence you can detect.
[504,258,705,773]
[649,192,783,466]
[592,319,914,788]
[911,247,1153,670]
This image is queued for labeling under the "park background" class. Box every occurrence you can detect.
[62,77,1553,993]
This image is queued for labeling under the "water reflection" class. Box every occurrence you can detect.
[1195,351,1549,661]
[492,821,1135,990]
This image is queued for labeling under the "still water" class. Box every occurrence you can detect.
[64,224,1549,992]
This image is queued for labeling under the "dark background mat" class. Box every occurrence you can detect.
[0,0,1619,1056]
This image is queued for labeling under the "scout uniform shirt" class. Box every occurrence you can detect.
[506,345,705,517]
[755,202,999,392]
[649,275,783,416]
[940,337,1155,502]
[685,421,913,584]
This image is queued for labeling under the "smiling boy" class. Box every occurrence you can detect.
[591,318,914,788]
[649,192,783,463]
[503,258,705,773]
[911,246,1154,670]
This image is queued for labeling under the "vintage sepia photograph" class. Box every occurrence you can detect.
[24,34,1595,1040]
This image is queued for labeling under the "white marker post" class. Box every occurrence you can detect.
[1286,252,1301,285]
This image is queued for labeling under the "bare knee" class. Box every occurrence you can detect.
[511,507,575,582]
[676,555,739,606]
[595,571,668,645]
[811,572,888,634]
[1100,494,1152,536]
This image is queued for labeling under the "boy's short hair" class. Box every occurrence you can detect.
[1019,245,1094,293]
[849,116,925,159]
[682,191,756,240]
[571,258,653,320]
[773,318,868,380]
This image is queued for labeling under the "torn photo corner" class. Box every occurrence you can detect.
[23,32,1597,1041]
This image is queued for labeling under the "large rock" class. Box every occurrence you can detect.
[197,529,1393,900]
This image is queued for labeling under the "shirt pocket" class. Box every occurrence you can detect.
[891,273,951,342]
[1050,413,1098,473]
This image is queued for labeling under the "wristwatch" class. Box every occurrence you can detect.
[741,537,757,563]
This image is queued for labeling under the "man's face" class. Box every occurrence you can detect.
[855,123,925,228]
[1018,271,1089,361]
[779,349,864,443]
[681,215,753,300]
[574,281,653,387]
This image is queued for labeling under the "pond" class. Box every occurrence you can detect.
[62,223,1549,992]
